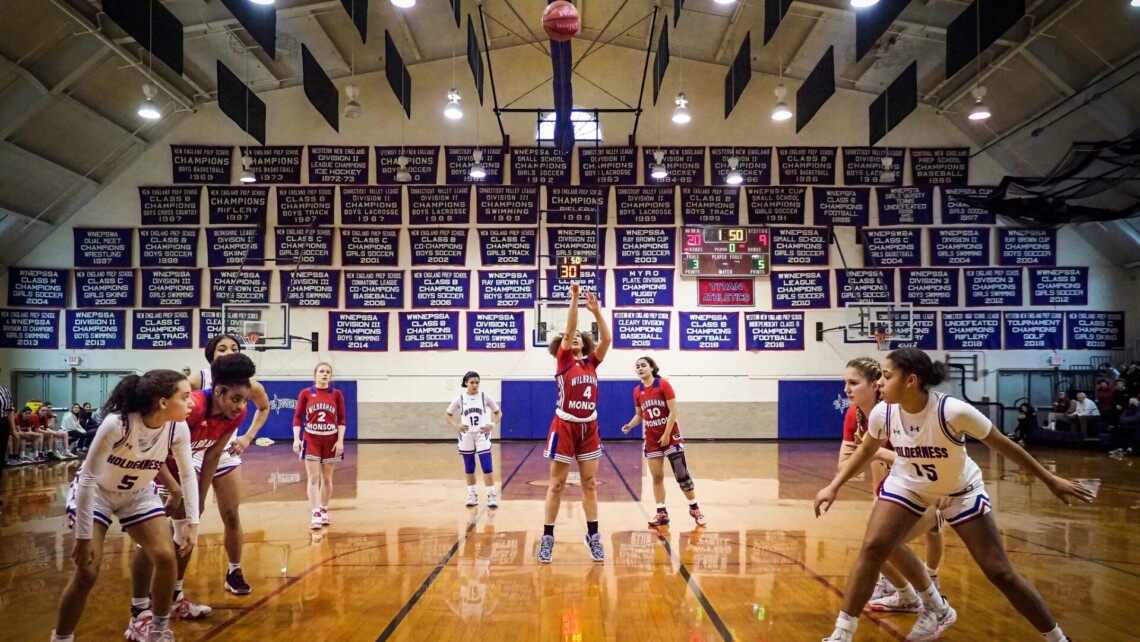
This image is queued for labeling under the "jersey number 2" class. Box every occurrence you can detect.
[911,463,938,482]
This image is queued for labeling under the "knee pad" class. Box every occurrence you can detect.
[668,452,694,492]
[462,452,476,475]
[478,451,493,474]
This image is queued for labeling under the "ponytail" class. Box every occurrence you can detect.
[104,369,186,417]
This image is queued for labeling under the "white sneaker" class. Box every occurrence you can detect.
[147,629,176,642]
[870,575,896,601]
[465,490,479,507]
[868,591,921,613]
[822,616,857,642]
[172,594,212,619]
[125,609,152,641]
[309,512,323,530]
[486,490,498,508]
[906,598,957,642]
[319,507,330,526]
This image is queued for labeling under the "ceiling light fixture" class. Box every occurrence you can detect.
[850,0,880,8]
[469,149,487,179]
[1132,0,1139,7]
[343,84,361,119]
[713,0,737,4]
[240,154,257,183]
[650,150,669,180]
[879,156,896,183]
[395,155,413,183]
[445,88,463,120]
[725,156,744,185]
[672,92,691,124]
[968,86,991,121]
[137,84,161,120]
[391,0,416,8]
[249,0,276,5]
[771,85,793,121]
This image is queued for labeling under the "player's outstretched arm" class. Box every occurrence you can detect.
[561,282,580,353]
[980,429,1095,505]
[815,432,887,517]
[584,291,611,362]
[621,406,642,434]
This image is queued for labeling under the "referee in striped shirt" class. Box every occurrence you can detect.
[0,371,13,507]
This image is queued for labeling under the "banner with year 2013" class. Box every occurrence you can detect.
[8,268,67,307]
[1066,311,1125,349]
[329,312,389,351]
[74,228,132,268]
[343,270,403,309]
[75,270,135,308]
[132,310,192,349]
[612,310,670,349]
[0,310,59,349]
[399,311,460,351]
[614,268,673,307]
[466,312,525,350]
[66,310,126,350]
[679,312,738,350]
[477,271,536,309]
[1003,311,1063,350]
[744,312,804,350]
[941,311,1001,350]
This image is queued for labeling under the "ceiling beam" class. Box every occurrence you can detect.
[788,1,1019,48]
[0,205,51,229]
[1,141,99,190]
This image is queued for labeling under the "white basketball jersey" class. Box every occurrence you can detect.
[868,393,990,495]
[200,368,213,391]
[448,393,500,430]
[87,413,186,491]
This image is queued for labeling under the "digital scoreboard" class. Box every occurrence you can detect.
[681,226,771,277]
[556,255,593,280]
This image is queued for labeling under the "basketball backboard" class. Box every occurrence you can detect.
[843,302,914,345]
[220,303,290,350]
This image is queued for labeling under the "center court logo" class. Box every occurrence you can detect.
[268,394,298,415]
[833,393,851,414]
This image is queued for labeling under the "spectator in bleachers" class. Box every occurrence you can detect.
[1108,379,1131,427]
[1068,391,1100,436]
[36,403,74,460]
[1094,379,1114,414]
[1047,392,1077,431]
[61,404,90,454]
[0,374,12,506]
[1110,397,1140,456]
[181,366,192,378]
[1099,362,1120,382]
[1125,363,1140,396]
[1013,402,1038,446]
[14,408,46,462]
[79,402,99,438]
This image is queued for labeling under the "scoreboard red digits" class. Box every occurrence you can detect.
[681,226,771,277]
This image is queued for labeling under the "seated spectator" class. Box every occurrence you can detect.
[1047,392,1077,430]
[1110,397,1140,456]
[1094,379,1113,414]
[36,403,74,460]
[79,402,99,435]
[1099,362,1121,382]
[61,404,90,453]
[13,408,45,463]
[1126,363,1140,396]
[1109,379,1130,427]
[1012,402,1038,446]
[1067,391,1100,436]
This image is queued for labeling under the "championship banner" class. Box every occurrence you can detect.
[964,268,1022,307]
[276,186,334,226]
[475,185,539,225]
[329,311,389,351]
[410,269,471,308]
[139,228,198,267]
[893,311,938,350]
[710,146,772,186]
[139,186,202,225]
[615,228,675,266]
[746,187,806,225]
[375,145,438,184]
[812,187,870,226]
[66,309,126,350]
[1066,311,1125,349]
[615,268,674,307]
[680,186,740,225]
[207,186,269,225]
[1004,311,1063,350]
[344,270,404,309]
[409,185,472,225]
[862,228,921,267]
[0,310,59,349]
[941,187,997,225]
[281,269,340,307]
[444,146,505,184]
[478,228,538,266]
[642,146,705,185]
[941,311,1001,350]
[696,278,752,306]
[612,310,670,350]
[199,309,261,348]
[171,145,231,184]
[577,146,637,185]
[308,145,369,184]
[842,147,905,186]
[399,311,460,350]
[340,186,402,226]
[998,228,1057,266]
[245,146,303,184]
[274,227,334,266]
[209,269,270,306]
[910,148,969,186]
[546,227,607,266]
[744,312,804,350]
[75,270,135,308]
[1029,267,1089,306]
[771,227,828,266]
[930,227,990,267]
[466,311,525,350]
[477,270,537,309]
[877,186,934,226]
[544,269,606,306]
[771,270,830,309]
[679,311,739,350]
[615,186,675,225]
[545,186,606,225]
[7,267,67,307]
[206,227,264,267]
[510,147,571,184]
[901,268,960,307]
[132,310,192,349]
[339,228,399,266]
[141,269,201,307]
[410,228,468,266]
[74,228,132,268]
[776,147,837,185]
[835,269,895,305]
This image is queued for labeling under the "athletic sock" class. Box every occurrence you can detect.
[1043,626,1067,642]
[897,583,919,603]
[656,503,667,512]
[131,597,151,617]
[917,584,945,613]
[228,562,241,573]
[50,632,74,642]
[689,501,699,510]
[467,485,477,493]
[837,610,859,631]
[152,615,171,631]
[543,523,555,537]
[586,520,599,537]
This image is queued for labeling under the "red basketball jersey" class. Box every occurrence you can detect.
[294,386,346,435]
[634,378,678,433]
[554,347,601,421]
[185,389,247,454]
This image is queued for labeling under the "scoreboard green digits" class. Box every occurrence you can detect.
[681,226,771,277]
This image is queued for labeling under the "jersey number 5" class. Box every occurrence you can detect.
[911,463,938,482]
[117,475,139,490]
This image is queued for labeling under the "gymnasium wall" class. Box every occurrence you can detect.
[1,45,1136,440]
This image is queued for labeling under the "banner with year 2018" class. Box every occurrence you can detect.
[343,270,403,309]
[1029,267,1088,306]
[1003,311,1063,350]
[399,311,460,351]
[941,187,997,225]
[812,188,870,226]
[0,310,59,349]
[771,227,828,266]
[445,146,505,184]
[835,269,895,306]
[7,268,67,307]
[138,228,198,267]
[941,311,1001,350]
[771,270,830,309]
[66,310,126,350]
[615,186,675,225]
[74,228,132,268]
[964,268,1022,307]
[862,228,921,267]
[893,311,938,350]
[139,186,202,225]
[747,187,806,225]
[477,271,536,309]
[578,147,637,185]
[901,269,959,307]
[777,147,837,185]
[132,310,192,349]
[877,187,934,225]
[909,148,969,186]
[339,228,399,266]
[339,186,401,225]
[329,312,389,351]
[510,147,571,185]
[615,228,675,266]
[679,312,738,350]
[410,228,468,266]
[547,228,607,266]
[744,312,804,350]
[171,145,231,184]
[998,228,1057,266]
[612,310,670,350]
[280,270,340,308]
[276,187,334,225]
[614,268,674,307]
[141,269,201,307]
[466,312,525,350]
[411,270,470,308]
[207,187,269,225]
[308,146,369,184]
[75,270,135,308]
[930,228,990,267]
[680,187,740,225]
[478,228,537,266]
[1066,311,1125,349]
[274,227,334,266]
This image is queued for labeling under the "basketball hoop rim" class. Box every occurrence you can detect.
[875,331,892,351]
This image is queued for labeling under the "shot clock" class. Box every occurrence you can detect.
[556,255,593,280]
[681,226,771,276]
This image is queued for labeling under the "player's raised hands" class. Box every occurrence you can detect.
[1046,475,1096,505]
[584,291,600,313]
[569,282,580,298]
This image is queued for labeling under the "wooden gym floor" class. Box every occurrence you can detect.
[1,441,1136,641]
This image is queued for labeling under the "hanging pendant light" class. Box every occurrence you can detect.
[771,85,793,122]
[725,156,744,185]
[469,149,487,179]
[444,88,463,120]
[650,150,668,180]
[395,155,413,183]
[672,93,691,124]
[240,154,256,183]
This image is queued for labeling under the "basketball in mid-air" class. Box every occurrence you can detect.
[542,1,581,42]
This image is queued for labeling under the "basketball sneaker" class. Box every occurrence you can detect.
[486,490,498,508]
[649,510,670,527]
[906,597,956,642]
[125,609,152,641]
[927,569,940,591]
[465,490,479,506]
[310,510,323,530]
[319,507,330,526]
[689,507,708,526]
[870,575,897,601]
[537,534,554,563]
[224,568,252,595]
[172,594,212,620]
[868,590,921,613]
[822,617,857,642]
[584,533,605,562]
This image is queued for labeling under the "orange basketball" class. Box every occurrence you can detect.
[542,1,580,42]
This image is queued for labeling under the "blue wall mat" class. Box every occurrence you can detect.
[232,380,358,441]
[502,380,637,440]
[777,380,848,439]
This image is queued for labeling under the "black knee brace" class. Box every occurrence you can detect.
[667,451,694,492]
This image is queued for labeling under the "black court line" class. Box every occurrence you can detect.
[602,449,735,642]
[374,443,537,642]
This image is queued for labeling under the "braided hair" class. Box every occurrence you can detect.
[846,357,883,437]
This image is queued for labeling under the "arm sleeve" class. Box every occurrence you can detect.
[660,379,676,401]
[866,402,890,440]
[943,397,993,440]
[842,406,858,441]
[446,395,461,415]
[293,389,308,428]
[336,390,347,427]
[170,422,200,525]
[74,414,123,539]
